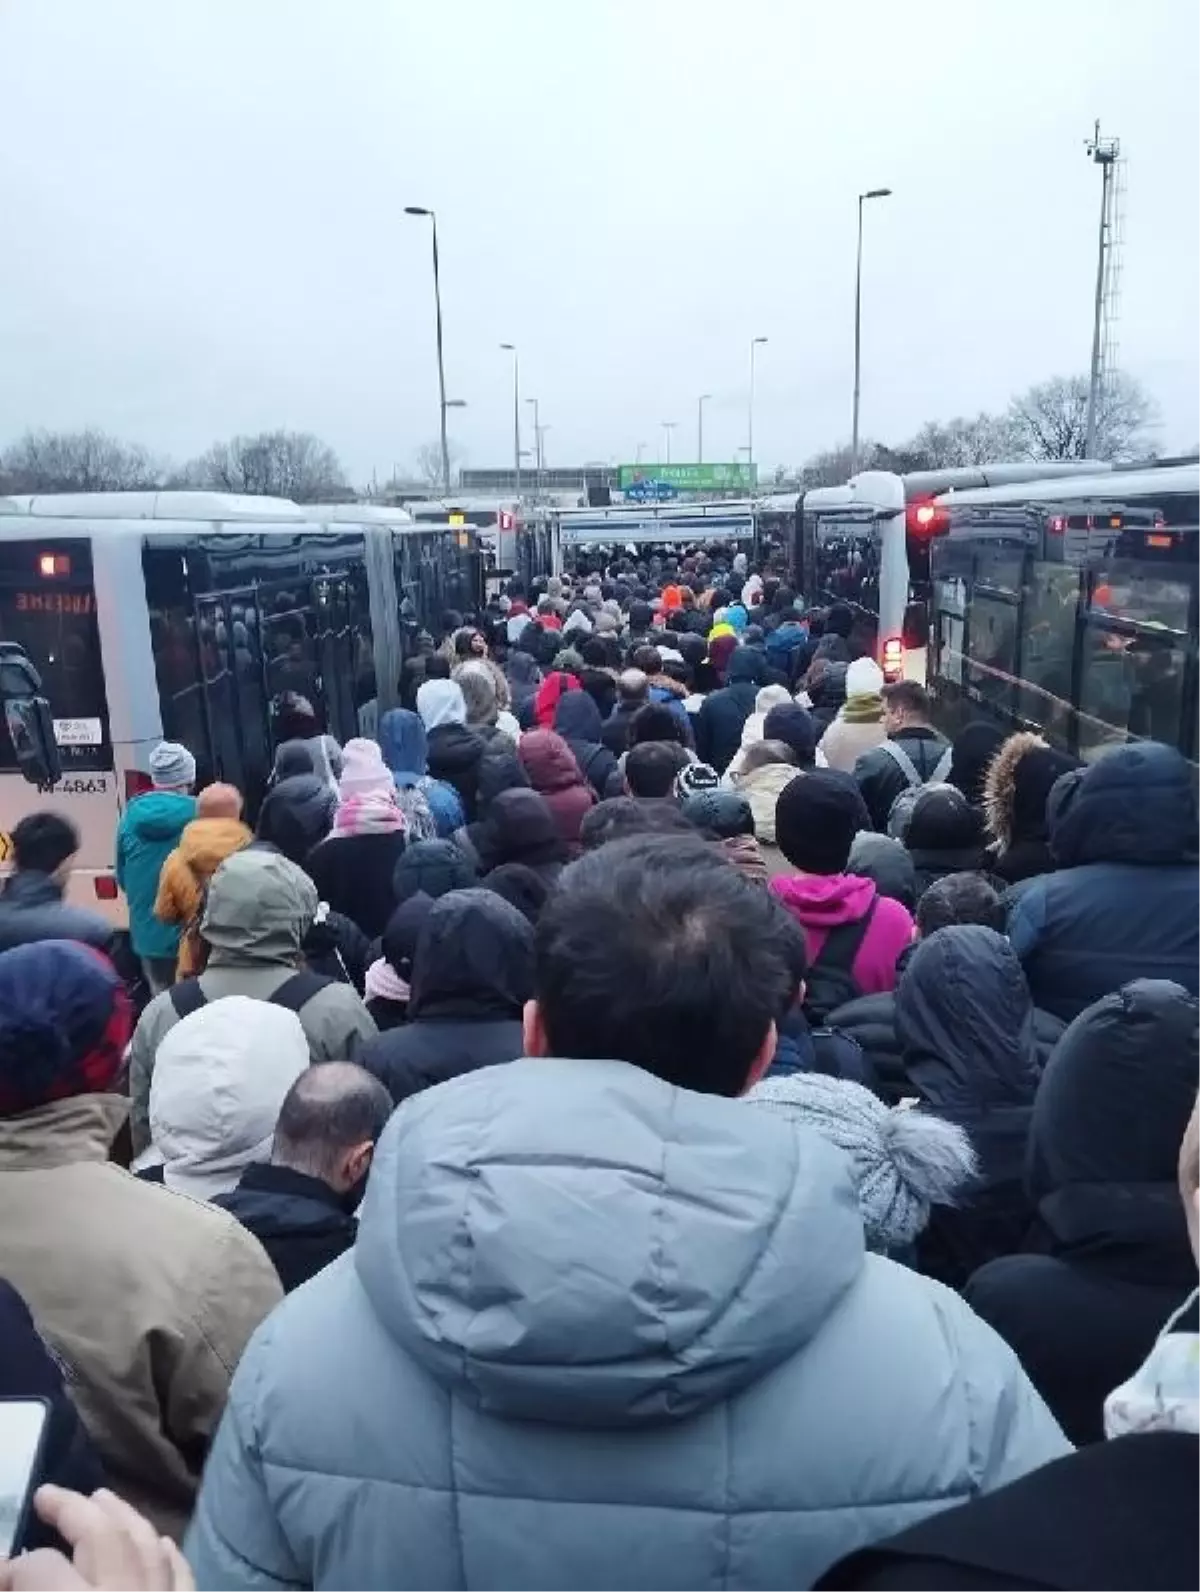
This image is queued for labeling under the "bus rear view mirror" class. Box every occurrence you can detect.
[0,643,62,791]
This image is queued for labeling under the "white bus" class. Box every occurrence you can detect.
[925,461,1199,762]
[798,462,1115,682]
[0,491,484,920]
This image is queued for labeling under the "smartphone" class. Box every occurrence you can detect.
[0,1398,52,1558]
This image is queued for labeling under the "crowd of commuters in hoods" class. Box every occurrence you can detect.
[0,542,1195,1591]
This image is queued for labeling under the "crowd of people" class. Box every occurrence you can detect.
[0,542,1195,1591]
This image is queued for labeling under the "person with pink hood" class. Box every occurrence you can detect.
[770,770,914,1023]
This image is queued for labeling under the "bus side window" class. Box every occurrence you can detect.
[1018,562,1078,742]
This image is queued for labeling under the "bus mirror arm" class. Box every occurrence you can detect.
[0,643,63,791]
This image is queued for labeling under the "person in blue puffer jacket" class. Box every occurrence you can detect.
[114,741,197,993]
[1007,740,1199,1023]
[377,707,465,838]
[188,834,1067,1592]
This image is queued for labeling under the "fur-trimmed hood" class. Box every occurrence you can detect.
[983,732,1076,850]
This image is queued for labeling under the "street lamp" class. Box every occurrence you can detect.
[747,338,768,480]
[500,343,521,501]
[636,441,648,464]
[851,187,892,475]
[697,394,711,463]
[661,421,677,464]
[525,397,543,490]
[405,205,452,495]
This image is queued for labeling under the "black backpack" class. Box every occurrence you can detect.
[168,970,334,1021]
[801,899,878,1026]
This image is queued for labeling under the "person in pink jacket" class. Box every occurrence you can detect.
[769,770,915,1021]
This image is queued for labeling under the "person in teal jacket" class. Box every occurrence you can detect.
[115,741,197,993]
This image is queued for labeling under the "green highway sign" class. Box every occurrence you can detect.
[617,462,757,492]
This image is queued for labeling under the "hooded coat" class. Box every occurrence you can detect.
[128,850,377,1157]
[895,926,1041,1287]
[472,788,567,883]
[1007,742,1199,1022]
[983,732,1080,887]
[730,760,801,857]
[186,1056,1068,1591]
[771,873,915,1008]
[377,710,464,838]
[115,789,198,959]
[214,1164,361,1296]
[901,785,995,901]
[0,870,115,959]
[553,689,624,798]
[965,979,1199,1445]
[153,815,253,977]
[518,730,596,855]
[723,684,794,778]
[359,890,533,1107]
[694,648,767,773]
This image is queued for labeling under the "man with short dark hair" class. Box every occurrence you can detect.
[916,871,1006,939]
[0,811,116,957]
[578,795,694,850]
[190,837,1067,1591]
[624,741,690,799]
[853,680,952,831]
[214,1063,393,1293]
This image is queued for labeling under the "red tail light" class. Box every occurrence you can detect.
[124,769,153,802]
[1048,515,1066,535]
[94,876,119,901]
[906,499,949,537]
[882,636,904,681]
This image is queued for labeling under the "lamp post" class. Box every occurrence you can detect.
[404,205,452,495]
[525,398,542,492]
[697,394,711,463]
[747,337,767,480]
[500,343,521,501]
[636,441,648,464]
[661,421,677,464]
[851,186,892,475]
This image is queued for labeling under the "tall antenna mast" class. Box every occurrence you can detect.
[1084,120,1123,457]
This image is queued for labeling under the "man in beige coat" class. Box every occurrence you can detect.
[0,939,282,1538]
[129,847,377,1158]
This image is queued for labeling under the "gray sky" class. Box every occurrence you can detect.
[1,0,1196,483]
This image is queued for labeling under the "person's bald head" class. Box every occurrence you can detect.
[197,782,244,821]
[271,1062,393,1194]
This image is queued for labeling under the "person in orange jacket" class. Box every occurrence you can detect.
[153,784,252,979]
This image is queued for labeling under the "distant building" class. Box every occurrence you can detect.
[460,466,616,493]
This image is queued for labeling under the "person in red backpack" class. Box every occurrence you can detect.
[769,771,914,1023]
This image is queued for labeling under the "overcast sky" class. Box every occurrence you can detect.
[1,0,1196,483]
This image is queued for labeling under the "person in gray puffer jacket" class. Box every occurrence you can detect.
[187,837,1068,1592]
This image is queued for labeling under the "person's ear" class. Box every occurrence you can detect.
[523,999,550,1057]
[341,1141,374,1189]
[741,1020,777,1094]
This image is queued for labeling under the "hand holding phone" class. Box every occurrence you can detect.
[0,1488,193,1592]
[0,1400,51,1561]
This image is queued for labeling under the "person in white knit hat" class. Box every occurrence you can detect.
[746,1070,976,1255]
[818,656,889,774]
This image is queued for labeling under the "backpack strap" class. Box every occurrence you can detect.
[878,740,924,787]
[168,979,208,1019]
[931,745,954,784]
[809,897,879,981]
[268,970,335,1014]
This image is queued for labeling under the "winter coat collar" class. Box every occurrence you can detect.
[0,1094,127,1171]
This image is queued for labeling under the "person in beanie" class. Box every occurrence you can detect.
[818,657,888,773]
[746,1072,976,1256]
[762,701,818,768]
[771,770,915,1021]
[0,939,281,1537]
[115,739,197,993]
[306,738,408,940]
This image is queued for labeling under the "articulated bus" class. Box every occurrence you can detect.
[406,497,554,593]
[798,463,1112,682]
[0,491,485,918]
[554,499,758,572]
[926,461,1199,763]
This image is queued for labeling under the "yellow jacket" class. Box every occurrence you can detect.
[154,817,252,977]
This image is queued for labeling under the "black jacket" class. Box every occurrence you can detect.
[830,987,1065,1107]
[359,889,534,1107]
[306,830,409,941]
[213,1163,358,1294]
[965,979,1198,1444]
[0,870,115,958]
[819,1432,1199,1591]
[425,723,487,819]
[0,1279,105,1553]
[855,727,952,832]
[1007,742,1199,1022]
[554,690,624,799]
[600,699,645,758]
[895,925,1041,1287]
[694,651,766,773]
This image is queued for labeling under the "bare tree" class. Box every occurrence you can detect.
[0,428,165,493]
[411,439,465,492]
[901,411,1018,469]
[1006,373,1156,463]
[180,430,352,501]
